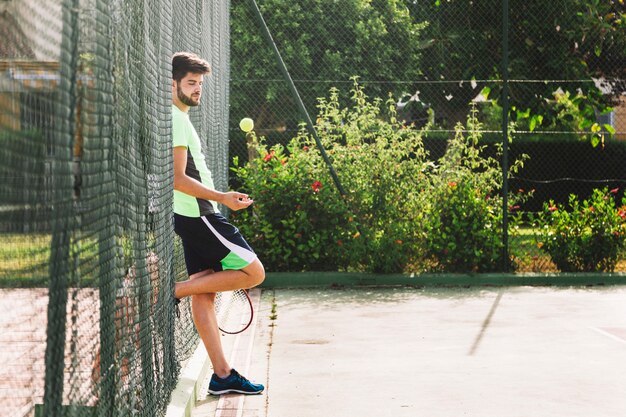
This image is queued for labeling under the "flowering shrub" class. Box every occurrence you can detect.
[231,140,347,271]
[231,82,531,273]
[231,80,428,272]
[420,109,529,272]
[534,188,626,272]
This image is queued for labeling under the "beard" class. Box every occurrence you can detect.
[177,85,200,107]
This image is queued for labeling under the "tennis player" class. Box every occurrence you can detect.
[171,52,265,395]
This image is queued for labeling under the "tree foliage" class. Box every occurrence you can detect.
[232,0,625,134]
[231,0,427,131]
[405,0,626,129]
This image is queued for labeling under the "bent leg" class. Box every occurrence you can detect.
[175,259,265,299]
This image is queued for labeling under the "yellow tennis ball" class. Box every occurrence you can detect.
[239,117,254,133]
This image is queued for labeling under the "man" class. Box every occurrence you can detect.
[171,52,265,395]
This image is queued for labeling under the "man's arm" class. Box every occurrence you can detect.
[173,146,253,211]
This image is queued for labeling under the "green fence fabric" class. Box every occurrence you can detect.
[0,0,230,416]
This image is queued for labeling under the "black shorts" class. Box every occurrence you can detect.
[174,213,257,276]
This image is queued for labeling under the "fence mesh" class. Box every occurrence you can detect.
[229,0,626,273]
[0,0,230,416]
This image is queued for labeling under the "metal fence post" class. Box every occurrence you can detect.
[501,0,510,271]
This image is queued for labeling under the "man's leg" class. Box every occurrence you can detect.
[175,259,264,299]
[185,267,265,395]
[188,269,231,378]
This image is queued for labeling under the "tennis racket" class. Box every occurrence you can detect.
[214,289,254,334]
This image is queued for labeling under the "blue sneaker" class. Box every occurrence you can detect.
[208,369,264,395]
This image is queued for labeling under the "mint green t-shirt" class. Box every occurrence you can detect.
[172,105,219,217]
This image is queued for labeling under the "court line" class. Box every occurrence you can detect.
[468,291,503,356]
[591,327,626,347]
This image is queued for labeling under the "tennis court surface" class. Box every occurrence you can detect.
[189,285,626,417]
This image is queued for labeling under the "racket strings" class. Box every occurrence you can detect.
[215,290,253,334]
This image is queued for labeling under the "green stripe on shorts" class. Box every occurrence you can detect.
[221,251,253,270]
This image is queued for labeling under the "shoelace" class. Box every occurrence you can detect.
[229,369,246,383]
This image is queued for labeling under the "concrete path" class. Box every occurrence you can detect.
[194,286,626,417]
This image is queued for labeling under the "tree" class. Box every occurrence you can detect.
[404,0,626,132]
[230,0,427,133]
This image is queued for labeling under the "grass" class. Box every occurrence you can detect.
[0,234,51,287]
[0,233,100,288]
[509,226,558,273]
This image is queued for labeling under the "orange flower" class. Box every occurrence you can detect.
[448,181,457,188]
[312,181,322,193]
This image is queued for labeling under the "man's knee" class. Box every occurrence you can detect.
[246,259,265,287]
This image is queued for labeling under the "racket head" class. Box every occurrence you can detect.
[214,289,254,335]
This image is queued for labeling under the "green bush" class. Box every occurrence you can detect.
[231,80,428,273]
[231,83,530,273]
[533,188,626,272]
[314,82,430,273]
[231,137,348,271]
[420,109,529,272]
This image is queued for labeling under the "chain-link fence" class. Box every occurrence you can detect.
[229,0,626,273]
[0,0,230,416]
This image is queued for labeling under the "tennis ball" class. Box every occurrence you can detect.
[239,117,254,133]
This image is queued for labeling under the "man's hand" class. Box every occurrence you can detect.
[220,191,253,211]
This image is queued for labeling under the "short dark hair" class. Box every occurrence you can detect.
[172,52,211,82]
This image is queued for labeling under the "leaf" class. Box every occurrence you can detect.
[516,108,531,119]
[579,119,593,130]
[591,135,600,147]
[603,124,616,135]
[416,39,436,50]
[480,86,491,100]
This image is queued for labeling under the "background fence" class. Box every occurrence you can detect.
[230,0,626,161]
[0,0,625,416]
[229,0,626,272]
[0,0,229,416]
